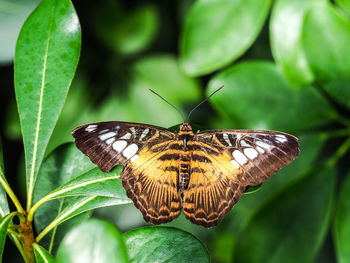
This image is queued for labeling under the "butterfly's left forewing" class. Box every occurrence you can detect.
[72,121,182,224]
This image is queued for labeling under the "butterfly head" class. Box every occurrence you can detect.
[180,122,193,132]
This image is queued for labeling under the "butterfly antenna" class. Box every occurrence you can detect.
[187,85,224,121]
[148,89,186,122]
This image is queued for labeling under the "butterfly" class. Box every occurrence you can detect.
[72,119,299,227]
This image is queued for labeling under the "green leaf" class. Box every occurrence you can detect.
[33,143,95,252]
[14,0,81,210]
[302,2,350,82]
[41,167,127,201]
[0,0,40,63]
[207,61,333,131]
[0,213,17,261]
[123,227,209,263]
[0,140,9,217]
[32,243,56,263]
[336,0,350,15]
[94,3,159,55]
[234,166,335,263]
[179,0,272,76]
[270,0,322,88]
[56,219,129,263]
[334,173,350,263]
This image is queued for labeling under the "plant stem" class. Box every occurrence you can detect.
[327,137,350,166]
[0,176,24,213]
[19,213,35,263]
[27,194,52,222]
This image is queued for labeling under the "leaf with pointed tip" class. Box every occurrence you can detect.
[123,227,209,263]
[179,0,271,76]
[14,0,81,210]
[0,140,9,218]
[32,243,56,263]
[334,173,350,263]
[56,219,129,263]
[234,166,335,263]
[208,61,333,131]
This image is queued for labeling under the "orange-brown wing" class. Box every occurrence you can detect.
[183,141,246,227]
[72,121,181,224]
[183,130,299,227]
[194,129,300,186]
[121,141,182,225]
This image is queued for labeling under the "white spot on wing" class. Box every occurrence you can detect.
[130,127,136,136]
[275,134,288,143]
[231,160,240,169]
[244,148,258,159]
[240,140,250,147]
[236,134,242,140]
[113,140,127,152]
[139,128,149,141]
[130,154,139,162]
[115,125,120,129]
[99,132,116,141]
[106,138,115,145]
[98,129,109,134]
[256,140,273,150]
[223,133,232,146]
[120,133,131,140]
[232,150,248,165]
[256,146,265,153]
[85,124,97,132]
[123,144,138,159]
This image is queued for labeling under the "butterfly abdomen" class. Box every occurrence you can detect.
[179,155,190,191]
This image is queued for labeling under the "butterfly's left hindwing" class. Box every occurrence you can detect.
[72,121,181,224]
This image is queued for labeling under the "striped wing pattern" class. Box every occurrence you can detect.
[72,122,299,227]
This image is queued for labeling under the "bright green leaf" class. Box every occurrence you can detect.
[0,140,9,217]
[336,0,350,15]
[235,166,335,263]
[57,219,129,263]
[334,173,350,263]
[14,0,81,210]
[179,0,271,76]
[207,61,333,131]
[123,227,209,263]
[32,243,56,263]
[270,0,322,88]
[0,213,17,261]
[302,2,350,82]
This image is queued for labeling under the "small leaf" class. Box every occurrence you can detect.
[270,0,322,87]
[302,2,350,82]
[14,0,81,210]
[123,226,209,263]
[208,61,333,131]
[334,173,350,263]
[56,219,129,263]
[0,140,10,217]
[0,213,17,261]
[234,166,335,263]
[179,0,272,76]
[32,243,56,263]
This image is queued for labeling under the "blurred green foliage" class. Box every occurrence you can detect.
[1,0,350,262]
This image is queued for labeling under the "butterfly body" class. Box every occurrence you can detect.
[72,121,299,227]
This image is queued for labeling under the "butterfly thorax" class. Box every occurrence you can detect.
[178,122,194,191]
